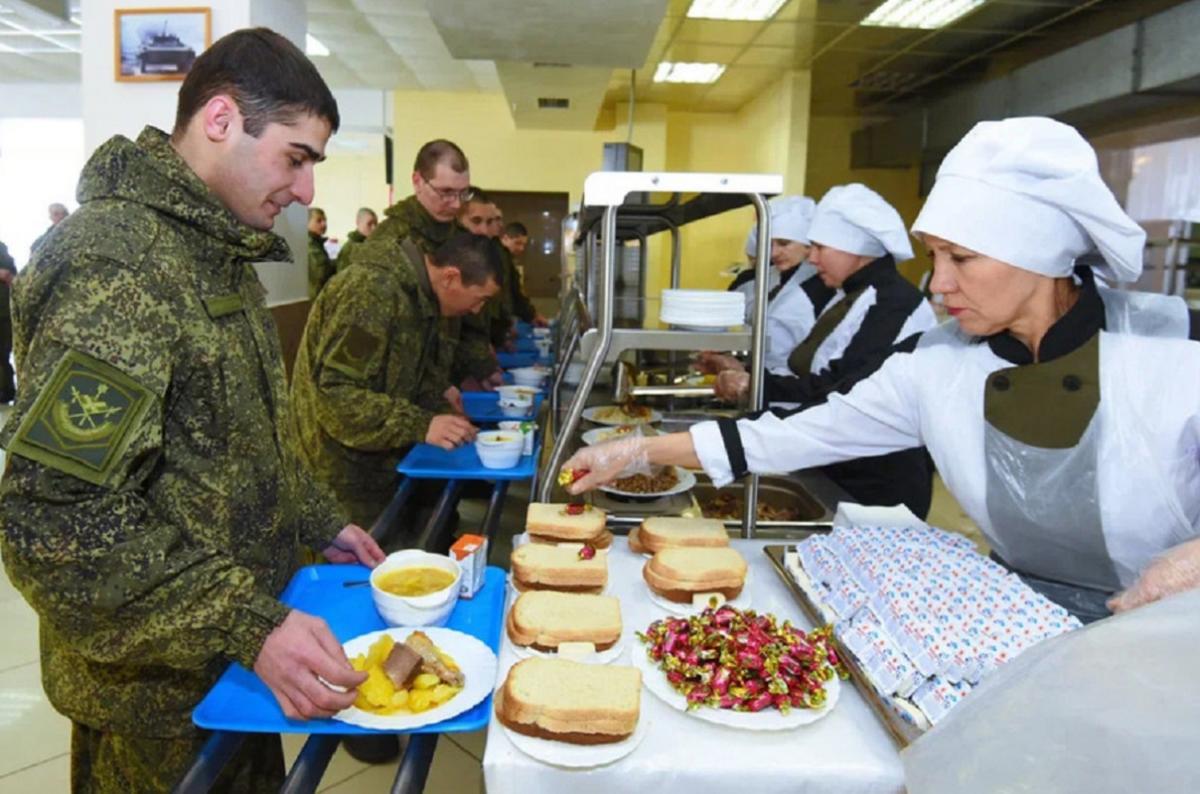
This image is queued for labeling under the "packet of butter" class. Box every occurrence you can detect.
[450,534,488,599]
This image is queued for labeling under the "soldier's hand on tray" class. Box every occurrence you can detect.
[1109,537,1200,613]
[322,524,386,567]
[561,436,652,494]
[255,611,365,720]
[426,414,478,450]
[443,385,465,415]
[695,351,744,375]
[715,370,750,402]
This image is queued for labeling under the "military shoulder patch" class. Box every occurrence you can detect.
[326,324,383,380]
[8,350,153,486]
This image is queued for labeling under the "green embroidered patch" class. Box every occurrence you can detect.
[203,293,244,319]
[9,351,152,485]
[327,325,382,379]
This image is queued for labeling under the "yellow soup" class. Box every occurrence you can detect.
[378,567,456,597]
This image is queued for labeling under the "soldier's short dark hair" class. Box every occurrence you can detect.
[308,207,326,221]
[355,207,377,221]
[432,232,502,288]
[503,221,529,238]
[173,28,340,138]
[464,186,491,205]
[414,140,469,180]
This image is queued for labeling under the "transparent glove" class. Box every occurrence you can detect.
[559,435,652,494]
[714,370,750,403]
[1108,537,1200,613]
[694,351,744,376]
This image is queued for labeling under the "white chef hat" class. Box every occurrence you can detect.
[744,195,817,255]
[807,183,915,262]
[911,117,1145,282]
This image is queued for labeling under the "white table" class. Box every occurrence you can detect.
[482,538,905,794]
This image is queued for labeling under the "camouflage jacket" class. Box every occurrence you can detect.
[334,229,366,273]
[0,240,14,318]
[289,239,459,526]
[505,246,538,324]
[0,126,345,738]
[361,196,496,382]
[307,231,335,300]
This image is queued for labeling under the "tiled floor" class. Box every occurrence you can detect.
[0,393,981,792]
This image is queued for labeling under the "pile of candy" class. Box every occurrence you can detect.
[637,605,845,713]
[786,525,1081,727]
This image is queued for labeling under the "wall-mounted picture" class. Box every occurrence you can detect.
[114,7,211,82]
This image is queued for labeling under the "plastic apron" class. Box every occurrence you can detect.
[923,286,1191,622]
[761,263,828,373]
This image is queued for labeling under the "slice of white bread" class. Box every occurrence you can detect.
[506,591,622,651]
[529,529,614,550]
[495,657,641,744]
[526,502,607,543]
[511,543,608,593]
[643,547,747,603]
[637,517,729,554]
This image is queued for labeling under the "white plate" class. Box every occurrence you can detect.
[511,635,627,665]
[581,425,659,446]
[582,405,663,426]
[598,466,696,500]
[502,711,649,768]
[644,569,753,616]
[333,627,497,731]
[631,641,840,731]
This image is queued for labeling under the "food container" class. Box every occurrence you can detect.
[369,549,463,627]
[474,430,524,469]
[450,534,488,599]
[510,366,549,388]
[533,338,552,358]
[499,394,534,418]
[497,385,539,402]
[497,420,537,455]
[531,327,551,338]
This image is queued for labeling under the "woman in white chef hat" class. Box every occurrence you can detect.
[725,195,821,326]
[564,117,1200,623]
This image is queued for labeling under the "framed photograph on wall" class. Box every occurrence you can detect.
[114,7,212,82]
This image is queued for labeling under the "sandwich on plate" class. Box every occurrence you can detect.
[506,591,623,654]
[643,546,748,604]
[526,502,613,549]
[630,516,730,555]
[494,657,641,744]
[510,543,608,594]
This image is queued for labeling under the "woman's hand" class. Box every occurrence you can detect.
[1108,537,1200,613]
[714,370,750,403]
[694,351,744,376]
[559,436,651,494]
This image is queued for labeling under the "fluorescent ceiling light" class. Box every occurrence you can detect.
[862,0,987,29]
[305,33,329,57]
[686,0,789,21]
[654,61,726,84]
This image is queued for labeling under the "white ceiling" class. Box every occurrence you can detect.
[0,0,80,82]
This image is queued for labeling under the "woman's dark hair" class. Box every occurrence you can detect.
[431,232,502,287]
[173,28,339,137]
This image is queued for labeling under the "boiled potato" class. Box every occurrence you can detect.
[350,635,464,716]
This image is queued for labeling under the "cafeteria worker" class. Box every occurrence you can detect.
[564,117,1200,623]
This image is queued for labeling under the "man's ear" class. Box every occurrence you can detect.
[411,170,422,192]
[201,95,239,142]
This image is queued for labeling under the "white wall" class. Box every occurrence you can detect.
[1126,136,1200,222]
[0,84,82,119]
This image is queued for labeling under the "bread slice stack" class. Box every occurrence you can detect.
[629,516,730,555]
[643,547,748,603]
[506,591,622,653]
[526,502,613,549]
[511,543,608,594]
[494,657,641,745]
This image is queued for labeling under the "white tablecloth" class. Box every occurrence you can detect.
[482,538,905,794]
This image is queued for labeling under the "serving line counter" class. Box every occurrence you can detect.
[482,536,905,794]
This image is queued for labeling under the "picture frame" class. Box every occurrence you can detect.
[114,7,212,82]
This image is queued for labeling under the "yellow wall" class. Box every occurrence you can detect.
[805,114,929,285]
[313,148,390,244]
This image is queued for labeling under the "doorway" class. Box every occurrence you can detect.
[489,190,569,309]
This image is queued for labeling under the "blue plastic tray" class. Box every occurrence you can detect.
[462,392,544,423]
[396,437,539,480]
[512,337,539,353]
[497,351,538,369]
[192,565,506,735]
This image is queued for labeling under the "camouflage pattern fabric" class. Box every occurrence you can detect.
[505,245,539,324]
[71,722,284,794]
[0,126,345,741]
[290,238,459,527]
[352,195,496,382]
[307,231,335,300]
[333,228,366,273]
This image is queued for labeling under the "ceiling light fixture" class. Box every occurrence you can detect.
[653,61,726,84]
[861,0,987,30]
[686,0,789,21]
[305,33,329,57]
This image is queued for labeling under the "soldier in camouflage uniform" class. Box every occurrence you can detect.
[0,239,16,402]
[307,207,335,299]
[458,190,514,348]
[290,232,501,529]
[500,219,548,327]
[0,29,385,793]
[333,206,377,273]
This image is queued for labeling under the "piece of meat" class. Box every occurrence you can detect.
[382,642,423,688]
[405,631,465,687]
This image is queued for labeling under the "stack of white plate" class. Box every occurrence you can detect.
[660,289,745,330]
